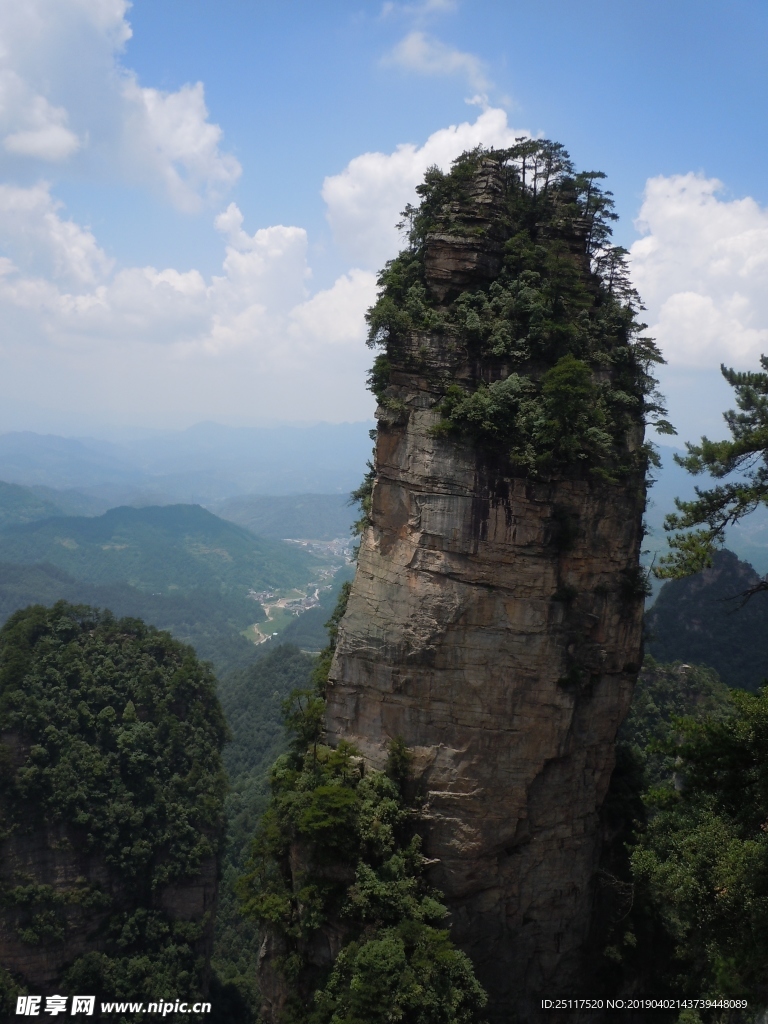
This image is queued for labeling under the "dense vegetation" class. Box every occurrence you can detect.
[213,644,317,1014]
[631,681,768,1009]
[365,142,672,479]
[0,560,263,675]
[0,602,228,1020]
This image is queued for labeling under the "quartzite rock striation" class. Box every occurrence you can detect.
[324,153,649,1021]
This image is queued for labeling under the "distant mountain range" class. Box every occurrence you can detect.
[0,421,375,504]
[214,492,356,540]
[0,503,318,595]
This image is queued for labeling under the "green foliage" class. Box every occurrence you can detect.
[620,659,732,787]
[237,588,486,1023]
[213,644,318,1019]
[0,602,227,872]
[657,357,768,578]
[437,355,617,477]
[315,920,485,1024]
[594,660,736,1012]
[349,466,375,536]
[365,143,671,479]
[62,916,212,1023]
[211,584,353,1016]
[630,684,768,1006]
[0,602,228,1018]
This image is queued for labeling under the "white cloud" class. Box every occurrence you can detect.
[322,106,525,269]
[382,30,489,92]
[120,79,241,212]
[0,181,112,286]
[0,0,239,208]
[630,173,768,369]
[0,190,376,423]
[0,75,81,161]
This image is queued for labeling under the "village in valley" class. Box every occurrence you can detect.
[246,536,355,645]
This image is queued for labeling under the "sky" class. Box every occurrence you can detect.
[1,0,767,445]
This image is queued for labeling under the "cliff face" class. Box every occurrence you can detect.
[325,155,647,1020]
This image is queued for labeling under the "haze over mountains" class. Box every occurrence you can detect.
[0,421,375,508]
[1,424,766,574]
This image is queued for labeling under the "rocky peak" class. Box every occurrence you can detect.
[324,145,651,1022]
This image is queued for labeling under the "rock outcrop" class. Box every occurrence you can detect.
[325,152,648,1021]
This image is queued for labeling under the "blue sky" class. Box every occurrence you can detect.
[0,0,767,444]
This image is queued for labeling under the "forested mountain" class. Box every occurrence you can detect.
[0,502,338,675]
[0,504,318,595]
[0,561,262,674]
[0,604,228,1018]
[647,549,768,690]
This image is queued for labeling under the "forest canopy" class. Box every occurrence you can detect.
[0,602,229,1015]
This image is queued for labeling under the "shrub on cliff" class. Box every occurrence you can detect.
[238,590,487,1024]
[0,601,228,1017]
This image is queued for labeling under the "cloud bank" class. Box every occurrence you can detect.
[322,106,524,270]
[630,173,768,370]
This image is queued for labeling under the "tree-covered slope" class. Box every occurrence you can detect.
[0,602,228,1018]
[646,549,768,691]
[0,503,319,596]
[0,561,264,675]
[212,644,316,1012]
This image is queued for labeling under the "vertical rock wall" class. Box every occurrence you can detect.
[325,162,647,1022]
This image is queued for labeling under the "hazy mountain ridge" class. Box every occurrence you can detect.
[0,421,375,504]
[214,493,356,540]
[0,480,63,528]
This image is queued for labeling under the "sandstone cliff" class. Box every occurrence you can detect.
[324,148,652,1021]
